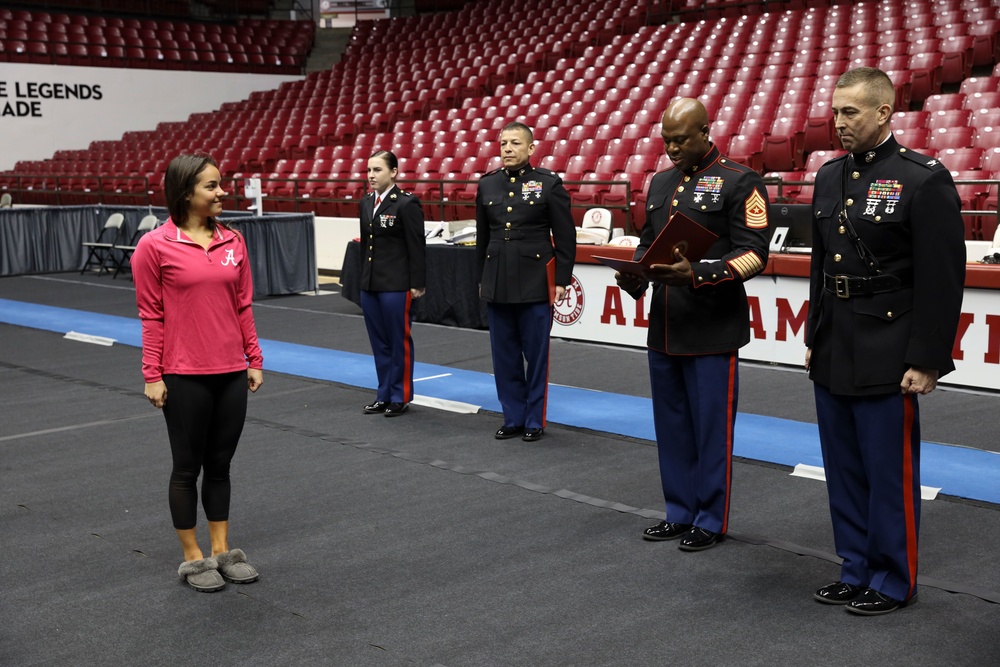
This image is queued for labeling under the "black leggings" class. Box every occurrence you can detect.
[161,371,247,530]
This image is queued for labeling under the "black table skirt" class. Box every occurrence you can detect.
[340,240,488,329]
[0,205,316,297]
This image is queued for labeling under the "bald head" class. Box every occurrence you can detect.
[661,98,712,173]
[663,98,709,129]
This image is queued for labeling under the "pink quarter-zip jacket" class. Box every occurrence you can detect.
[131,218,264,383]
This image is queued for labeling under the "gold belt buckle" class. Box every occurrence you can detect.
[834,275,851,299]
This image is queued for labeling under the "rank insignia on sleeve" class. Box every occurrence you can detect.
[744,189,768,228]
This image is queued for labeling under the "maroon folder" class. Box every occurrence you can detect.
[593,212,719,278]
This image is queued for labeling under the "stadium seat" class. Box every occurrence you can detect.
[726,133,765,171]
[928,109,972,132]
[578,138,607,159]
[624,153,660,176]
[960,77,1000,96]
[882,69,913,110]
[877,41,909,59]
[983,147,1000,174]
[804,150,842,173]
[892,111,929,130]
[893,127,930,150]
[594,154,626,177]
[26,40,49,64]
[938,147,985,172]
[908,52,944,101]
[605,136,635,159]
[923,94,967,113]
[974,126,1000,150]
[929,127,976,152]
[762,116,806,172]
[764,171,807,202]
[964,91,1000,111]
[940,35,975,83]
[802,114,836,153]
[968,19,1000,67]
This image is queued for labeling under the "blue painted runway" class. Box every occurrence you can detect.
[2,296,998,503]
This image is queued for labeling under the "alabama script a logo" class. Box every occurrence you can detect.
[553,275,584,326]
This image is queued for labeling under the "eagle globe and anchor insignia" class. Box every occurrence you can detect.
[553,275,584,326]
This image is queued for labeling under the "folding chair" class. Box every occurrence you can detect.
[80,213,125,275]
[113,214,159,279]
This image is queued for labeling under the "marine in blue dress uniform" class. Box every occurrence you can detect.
[617,98,770,552]
[806,68,966,615]
[476,121,576,442]
[359,150,426,417]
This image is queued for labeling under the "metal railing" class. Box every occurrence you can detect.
[3,174,996,241]
[762,175,1000,242]
[0,173,152,207]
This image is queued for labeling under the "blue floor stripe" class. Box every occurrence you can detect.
[3,296,999,504]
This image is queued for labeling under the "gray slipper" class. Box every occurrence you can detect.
[178,557,225,592]
[215,548,259,584]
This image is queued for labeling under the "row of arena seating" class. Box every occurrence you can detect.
[0,9,313,73]
[3,0,1000,239]
[5,0,263,18]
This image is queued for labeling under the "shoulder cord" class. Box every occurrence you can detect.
[840,156,883,276]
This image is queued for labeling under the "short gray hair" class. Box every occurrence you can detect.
[836,67,895,112]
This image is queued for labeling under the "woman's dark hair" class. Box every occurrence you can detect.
[369,149,398,171]
[164,153,219,228]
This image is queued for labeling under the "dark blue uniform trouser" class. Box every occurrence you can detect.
[648,349,738,535]
[814,384,921,602]
[487,301,552,430]
[361,289,414,404]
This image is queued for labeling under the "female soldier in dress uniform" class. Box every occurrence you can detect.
[359,150,426,417]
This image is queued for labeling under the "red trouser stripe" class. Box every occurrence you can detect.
[402,291,413,402]
[901,393,918,598]
[720,351,737,535]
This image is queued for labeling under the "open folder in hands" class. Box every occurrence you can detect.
[593,211,719,278]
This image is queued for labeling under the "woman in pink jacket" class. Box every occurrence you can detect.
[132,153,264,592]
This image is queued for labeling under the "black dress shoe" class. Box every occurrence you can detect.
[495,426,524,440]
[845,588,910,616]
[522,428,544,442]
[677,527,723,551]
[642,521,693,541]
[814,581,863,605]
[383,402,408,417]
[363,401,388,414]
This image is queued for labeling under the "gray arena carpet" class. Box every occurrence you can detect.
[1,273,999,667]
